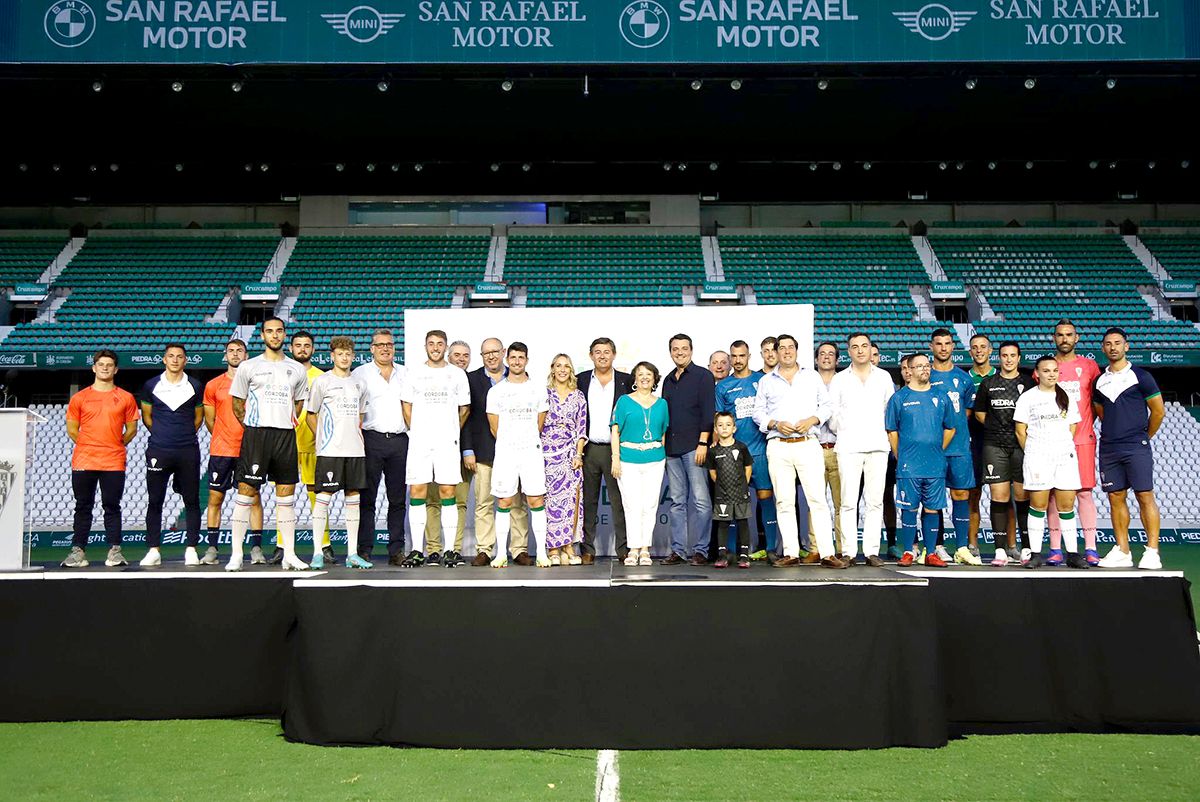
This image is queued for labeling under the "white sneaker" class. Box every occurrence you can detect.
[139,547,162,567]
[184,547,200,566]
[282,554,309,571]
[935,545,953,563]
[249,546,267,565]
[225,554,244,572]
[955,546,983,566]
[1137,547,1162,570]
[1020,548,1033,566]
[200,546,220,565]
[1098,545,1134,569]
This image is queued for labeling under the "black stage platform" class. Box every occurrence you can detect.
[3,560,1199,749]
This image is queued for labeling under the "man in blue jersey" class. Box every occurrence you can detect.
[929,328,977,564]
[886,354,956,567]
[716,340,779,562]
[1094,328,1166,569]
[138,343,205,567]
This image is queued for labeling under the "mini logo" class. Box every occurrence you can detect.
[45,0,96,48]
[322,6,406,44]
[893,4,976,41]
[620,1,670,49]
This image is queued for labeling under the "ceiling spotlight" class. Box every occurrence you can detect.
[109,163,119,172]
[663,162,672,171]
[231,81,244,93]
[964,78,977,90]
[413,163,423,172]
[678,162,687,171]
[862,162,872,170]
[91,80,103,92]
[51,164,61,173]
[1148,161,1156,170]
[938,162,948,171]
[709,162,719,171]
[244,163,253,172]
[376,80,389,92]
[259,163,269,172]
[1089,160,1099,169]
[391,163,400,172]
[1108,161,1117,170]
[690,79,703,91]
[809,162,818,171]
[501,80,513,92]
[490,163,500,172]
[832,161,842,171]
[1025,161,1033,170]
[171,81,184,93]
[987,161,997,170]
[817,79,829,91]
[956,162,965,171]
[366,163,376,172]
[335,163,345,172]
[1105,78,1117,90]
[521,163,531,172]
[1024,78,1036,90]
[18,163,28,172]
[175,163,184,172]
[89,164,97,173]
[1183,160,1191,169]
[730,79,742,91]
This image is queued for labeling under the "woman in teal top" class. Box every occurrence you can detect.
[611,361,669,566]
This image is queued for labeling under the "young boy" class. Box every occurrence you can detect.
[706,412,753,569]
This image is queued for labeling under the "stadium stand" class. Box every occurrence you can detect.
[273,232,490,352]
[928,231,1200,352]
[2,234,278,352]
[0,235,67,287]
[503,233,705,306]
[1139,231,1200,285]
[717,232,953,353]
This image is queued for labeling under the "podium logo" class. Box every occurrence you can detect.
[322,6,406,44]
[893,4,976,42]
[45,1,96,48]
[620,1,670,49]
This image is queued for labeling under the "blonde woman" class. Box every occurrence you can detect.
[611,362,669,566]
[542,354,588,565]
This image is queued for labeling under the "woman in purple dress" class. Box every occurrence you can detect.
[542,353,588,566]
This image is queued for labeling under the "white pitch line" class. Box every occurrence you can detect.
[595,749,619,802]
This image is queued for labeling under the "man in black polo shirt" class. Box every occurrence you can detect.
[661,333,715,565]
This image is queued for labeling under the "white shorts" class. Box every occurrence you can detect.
[1022,451,1082,492]
[491,446,547,498]
[406,440,462,486]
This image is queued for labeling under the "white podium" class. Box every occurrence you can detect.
[0,408,47,571]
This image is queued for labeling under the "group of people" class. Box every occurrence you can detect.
[59,317,1166,572]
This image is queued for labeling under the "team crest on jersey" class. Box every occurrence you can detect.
[212,472,219,482]
[1018,385,1024,393]
[252,463,260,474]
[932,397,939,407]
[150,458,158,467]
[1075,367,1082,377]
[327,471,334,481]
[731,449,739,460]
[987,463,994,475]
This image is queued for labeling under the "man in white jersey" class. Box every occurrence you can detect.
[486,342,552,568]
[226,317,310,571]
[306,336,370,570]
[400,329,471,567]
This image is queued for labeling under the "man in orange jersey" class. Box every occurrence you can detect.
[61,349,139,568]
[202,339,263,565]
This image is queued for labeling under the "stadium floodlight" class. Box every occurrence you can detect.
[809,162,818,171]
[244,163,253,172]
[521,163,531,172]
[175,163,184,172]
[17,164,27,172]
[366,163,376,172]
[335,163,345,172]
[863,162,872,170]
[964,78,977,90]
[709,162,719,171]
[51,164,60,173]
[171,81,184,93]
[690,79,703,91]
[938,162,948,171]
[730,79,742,90]
[987,161,997,170]
[1148,161,1156,170]
[663,162,672,171]
[817,79,829,91]
[908,191,928,200]
[1105,78,1117,90]
[678,162,688,171]
[1108,161,1117,170]
[89,164,98,172]
[1023,78,1036,90]
[109,163,119,172]
[414,163,423,172]
[376,80,389,93]
[956,162,965,171]
[391,163,400,172]
[231,81,244,93]
[501,80,514,92]
[832,161,842,170]
[259,163,269,172]
[91,80,103,93]
[490,163,500,172]
[1025,161,1033,170]
[1183,160,1191,169]
[1089,160,1099,169]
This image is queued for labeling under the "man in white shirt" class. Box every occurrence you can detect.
[486,342,551,567]
[352,328,409,566]
[752,333,846,569]
[829,333,895,567]
[814,341,844,555]
[424,339,473,567]
[399,329,471,567]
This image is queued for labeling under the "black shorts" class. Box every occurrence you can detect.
[982,443,1024,484]
[237,427,299,487]
[207,455,239,493]
[315,456,367,493]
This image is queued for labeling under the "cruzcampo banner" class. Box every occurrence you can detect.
[5,0,1195,65]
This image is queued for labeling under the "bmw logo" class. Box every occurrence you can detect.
[44,0,96,48]
[620,1,670,49]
